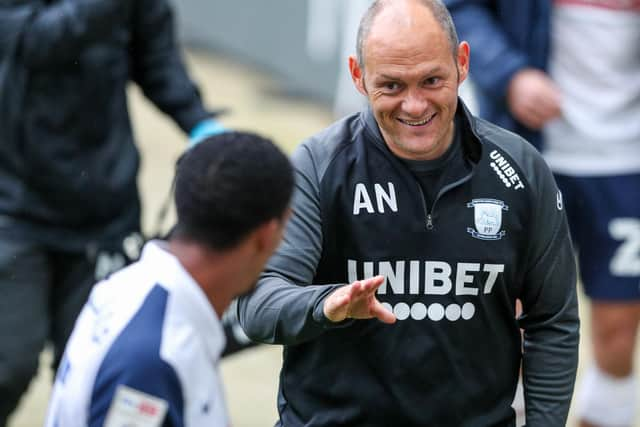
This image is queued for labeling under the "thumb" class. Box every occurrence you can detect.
[370,299,396,324]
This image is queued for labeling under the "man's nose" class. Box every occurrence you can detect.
[402,89,428,116]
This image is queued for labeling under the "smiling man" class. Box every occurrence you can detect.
[238,1,580,426]
[350,0,464,161]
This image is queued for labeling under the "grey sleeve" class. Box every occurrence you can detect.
[519,155,579,427]
[237,141,348,346]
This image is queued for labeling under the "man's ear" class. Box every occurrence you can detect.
[349,55,367,96]
[456,41,470,84]
[254,214,288,255]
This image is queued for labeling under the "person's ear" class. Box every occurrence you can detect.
[254,216,287,255]
[349,55,367,96]
[456,41,470,84]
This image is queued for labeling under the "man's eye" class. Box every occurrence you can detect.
[384,82,400,91]
[424,77,441,86]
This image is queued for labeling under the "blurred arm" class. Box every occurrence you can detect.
[129,0,212,132]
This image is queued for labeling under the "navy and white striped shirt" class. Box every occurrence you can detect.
[45,241,228,427]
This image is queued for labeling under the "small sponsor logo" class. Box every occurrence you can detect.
[489,150,525,190]
[467,198,509,240]
[104,385,168,427]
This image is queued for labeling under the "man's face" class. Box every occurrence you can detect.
[350,6,469,161]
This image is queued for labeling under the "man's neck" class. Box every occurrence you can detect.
[167,239,249,317]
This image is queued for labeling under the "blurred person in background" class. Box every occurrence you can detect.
[44,133,294,427]
[445,1,640,426]
[238,0,579,426]
[0,0,226,424]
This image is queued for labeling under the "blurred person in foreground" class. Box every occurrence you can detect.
[445,1,640,425]
[238,0,579,426]
[43,133,294,427]
[0,0,226,423]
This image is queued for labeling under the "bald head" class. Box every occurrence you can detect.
[355,0,459,69]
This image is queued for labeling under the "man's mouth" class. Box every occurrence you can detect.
[398,113,436,127]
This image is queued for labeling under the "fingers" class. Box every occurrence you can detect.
[511,92,551,130]
[349,275,385,297]
[513,97,561,130]
[356,276,395,323]
[370,300,396,324]
[514,107,544,130]
[348,276,397,323]
[507,68,562,130]
[534,84,562,124]
[324,275,395,324]
[324,276,385,322]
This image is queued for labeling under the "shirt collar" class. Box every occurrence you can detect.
[139,240,226,361]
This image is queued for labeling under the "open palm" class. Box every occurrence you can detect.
[323,275,396,324]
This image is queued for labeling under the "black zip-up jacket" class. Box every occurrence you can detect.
[239,101,579,427]
[0,0,214,250]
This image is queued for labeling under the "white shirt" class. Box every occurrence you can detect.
[544,0,640,176]
[44,241,228,427]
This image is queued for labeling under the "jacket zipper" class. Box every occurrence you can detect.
[416,188,434,230]
[418,172,474,231]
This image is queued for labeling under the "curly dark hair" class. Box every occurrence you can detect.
[173,131,294,250]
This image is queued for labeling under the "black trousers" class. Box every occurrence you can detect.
[0,237,113,426]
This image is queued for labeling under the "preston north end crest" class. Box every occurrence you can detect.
[467,199,509,240]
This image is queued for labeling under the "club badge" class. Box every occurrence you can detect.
[467,199,508,240]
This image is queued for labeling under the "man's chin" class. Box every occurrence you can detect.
[397,140,442,159]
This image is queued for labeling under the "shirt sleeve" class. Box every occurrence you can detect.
[237,141,348,346]
[519,154,579,427]
[444,0,529,98]
[88,351,185,427]
[129,0,213,132]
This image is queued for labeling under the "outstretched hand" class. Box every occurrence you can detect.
[323,275,396,324]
